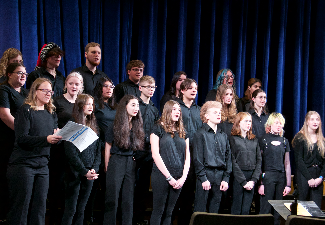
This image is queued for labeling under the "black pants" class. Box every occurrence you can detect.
[260,171,285,225]
[150,167,182,225]
[7,164,49,225]
[194,169,224,213]
[231,170,255,215]
[133,156,153,223]
[103,154,136,225]
[296,166,323,208]
[61,169,94,225]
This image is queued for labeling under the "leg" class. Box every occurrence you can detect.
[309,166,323,209]
[150,168,170,225]
[208,184,223,213]
[194,179,209,212]
[120,156,136,225]
[74,177,94,225]
[241,170,255,215]
[273,172,286,225]
[260,172,276,214]
[103,155,127,225]
[231,177,244,214]
[162,186,182,225]
[6,165,35,225]
[29,166,50,225]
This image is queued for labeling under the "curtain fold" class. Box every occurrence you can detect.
[1,0,324,143]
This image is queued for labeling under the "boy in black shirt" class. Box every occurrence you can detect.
[193,101,232,213]
[114,60,144,103]
[133,75,159,224]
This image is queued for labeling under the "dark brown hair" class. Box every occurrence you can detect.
[249,88,268,114]
[179,78,197,100]
[126,60,145,73]
[169,71,187,96]
[93,76,116,110]
[244,78,262,101]
[72,94,98,134]
[231,112,255,139]
[113,95,144,151]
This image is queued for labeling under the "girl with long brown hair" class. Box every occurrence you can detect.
[150,100,190,225]
[61,94,101,225]
[103,95,145,225]
[292,111,325,208]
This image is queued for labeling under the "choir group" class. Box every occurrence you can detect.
[0,42,324,225]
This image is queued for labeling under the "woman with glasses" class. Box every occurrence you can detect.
[6,78,62,225]
[0,48,23,83]
[48,72,84,224]
[248,89,269,139]
[0,63,28,222]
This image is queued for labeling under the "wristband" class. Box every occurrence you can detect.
[286,185,291,188]
[166,176,173,181]
[319,176,323,180]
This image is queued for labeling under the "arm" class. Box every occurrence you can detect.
[192,132,208,184]
[283,151,291,196]
[294,137,313,181]
[91,139,102,172]
[150,133,177,187]
[0,107,14,130]
[64,141,88,176]
[174,138,190,189]
[220,137,232,191]
[104,142,112,173]
[230,137,248,186]
[251,140,262,183]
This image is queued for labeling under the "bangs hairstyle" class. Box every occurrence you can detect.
[64,72,84,94]
[200,101,222,123]
[85,42,100,52]
[126,60,145,72]
[231,112,255,139]
[244,78,262,100]
[250,88,268,114]
[113,95,144,151]
[41,47,64,67]
[25,78,56,114]
[169,71,187,95]
[0,48,23,77]
[292,111,325,157]
[158,100,186,139]
[93,76,116,110]
[265,112,285,136]
[179,78,198,100]
[139,75,155,86]
[72,94,98,134]
[216,84,237,123]
[3,63,25,84]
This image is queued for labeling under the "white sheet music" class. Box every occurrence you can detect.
[55,121,98,152]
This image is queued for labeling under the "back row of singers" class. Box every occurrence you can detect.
[0,43,324,225]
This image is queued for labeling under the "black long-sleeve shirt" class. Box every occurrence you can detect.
[193,123,232,183]
[26,67,65,97]
[53,95,74,129]
[248,109,269,139]
[152,123,187,179]
[9,104,58,167]
[259,133,290,172]
[229,136,262,186]
[64,137,101,177]
[293,133,325,180]
[114,78,141,103]
[71,64,107,95]
[177,98,202,145]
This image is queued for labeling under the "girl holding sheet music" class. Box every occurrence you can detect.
[6,78,62,225]
[61,94,101,225]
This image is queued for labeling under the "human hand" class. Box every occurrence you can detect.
[314,178,323,187]
[85,170,99,180]
[283,186,291,196]
[202,180,211,190]
[174,177,186,189]
[47,134,62,144]
[308,179,315,187]
[258,185,265,195]
[168,177,177,188]
[220,181,228,191]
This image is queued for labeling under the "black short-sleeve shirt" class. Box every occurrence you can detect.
[248,109,269,139]
[106,123,135,156]
[94,101,116,143]
[152,123,187,179]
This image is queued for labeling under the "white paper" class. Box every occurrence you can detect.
[55,121,98,152]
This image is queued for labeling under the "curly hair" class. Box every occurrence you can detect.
[292,111,325,157]
[93,76,116,110]
[158,100,186,139]
[216,84,237,123]
[231,112,255,139]
[113,95,144,151]
[126,60,145,73]
[169,71,187,96]
[25,78,56,114]
[244,78,262,101]
[72,94,98,134]
[0,48,23,77]
[200,101,222,123]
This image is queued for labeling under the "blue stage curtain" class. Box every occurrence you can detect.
[1,0,325,143]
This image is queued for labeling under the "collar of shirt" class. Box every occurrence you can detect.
[82,64,99,75]
[248,108,267,116]
[202,123,219,134]
[176,97,197,108]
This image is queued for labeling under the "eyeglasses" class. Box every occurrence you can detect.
[131,68,143,72]
[257,96,267,100]
[37,89,54,95]
[141,86,157,90]
[13,71,28,77]
[103,84,115,89]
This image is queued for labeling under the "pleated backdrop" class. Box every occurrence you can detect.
[1,0,325,160]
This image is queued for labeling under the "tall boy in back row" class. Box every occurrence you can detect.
[133,75,159,224]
